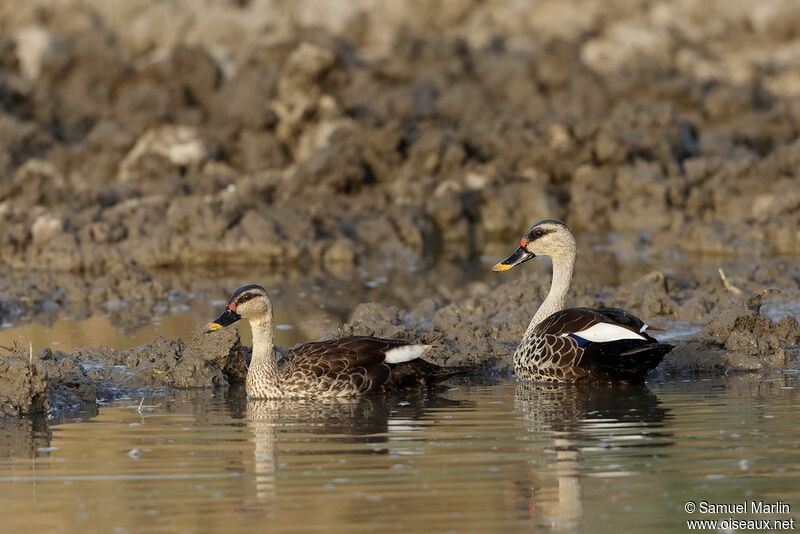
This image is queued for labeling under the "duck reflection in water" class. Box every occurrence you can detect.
[514,382,672,531]
[224,386,469,505]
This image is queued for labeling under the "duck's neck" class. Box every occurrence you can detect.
[246,314,280,396]
[527,250,575,333]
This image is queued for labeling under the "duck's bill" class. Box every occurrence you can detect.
[205,307,241,333]
[492,247,535,272]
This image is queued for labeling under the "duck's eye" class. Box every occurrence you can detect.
[238,293,254,304]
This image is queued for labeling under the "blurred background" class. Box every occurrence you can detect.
[3,0,800,265]
[1,0,799,346]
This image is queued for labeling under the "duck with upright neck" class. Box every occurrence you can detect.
[206,284,460,399]
[493,218,673,383]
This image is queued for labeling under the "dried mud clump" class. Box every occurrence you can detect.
[663,293,800,373]
[0,348,48,416]
[1,328,248,417]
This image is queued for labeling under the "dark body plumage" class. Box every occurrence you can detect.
[514,307,673,383]
[276,336,460,397]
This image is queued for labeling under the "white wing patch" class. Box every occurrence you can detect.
[385,344,432,364]
[565,323,647,343]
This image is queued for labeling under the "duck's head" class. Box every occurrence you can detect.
[493,218,575,271]
[206,284,272,332]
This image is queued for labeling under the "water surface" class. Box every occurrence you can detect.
[2,376,798,533]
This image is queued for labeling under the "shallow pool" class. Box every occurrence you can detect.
[1,375,798,533]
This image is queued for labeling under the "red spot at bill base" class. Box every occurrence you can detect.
[228,301,237,312]
[520,238,527,248]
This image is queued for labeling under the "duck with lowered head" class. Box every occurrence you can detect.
[493,218,673,383]
[206,284,460,399]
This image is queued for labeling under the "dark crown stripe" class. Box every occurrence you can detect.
[229,283,267,302]
[533,217,567,227]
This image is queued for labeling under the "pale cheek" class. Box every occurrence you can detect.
[534,238,562,256]
[530,244,549,256]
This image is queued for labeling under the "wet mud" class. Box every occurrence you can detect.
[344,265,800,376]
[665,292,800,374]
[2,260,799,417]
[2,2,800,416]
[1,327,247,416]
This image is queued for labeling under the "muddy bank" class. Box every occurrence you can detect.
[0,349,47,416]
[2,260,799,417]
[343,265,800,376]
[2,240,797,337]
[0,327,247,416]
[665,293,800,374]
[1,2,800,275]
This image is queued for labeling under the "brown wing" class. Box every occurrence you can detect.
[282,336,409,395]
[534,308,604,336]
[534,307,653,339]
[285,336,409,372]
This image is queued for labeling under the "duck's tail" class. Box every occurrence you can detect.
[386,359,473,390]
[585,341,674,382]
[384,344,433,364]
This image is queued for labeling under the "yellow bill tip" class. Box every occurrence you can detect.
[492,262,512,272]
[206,322,223,332]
